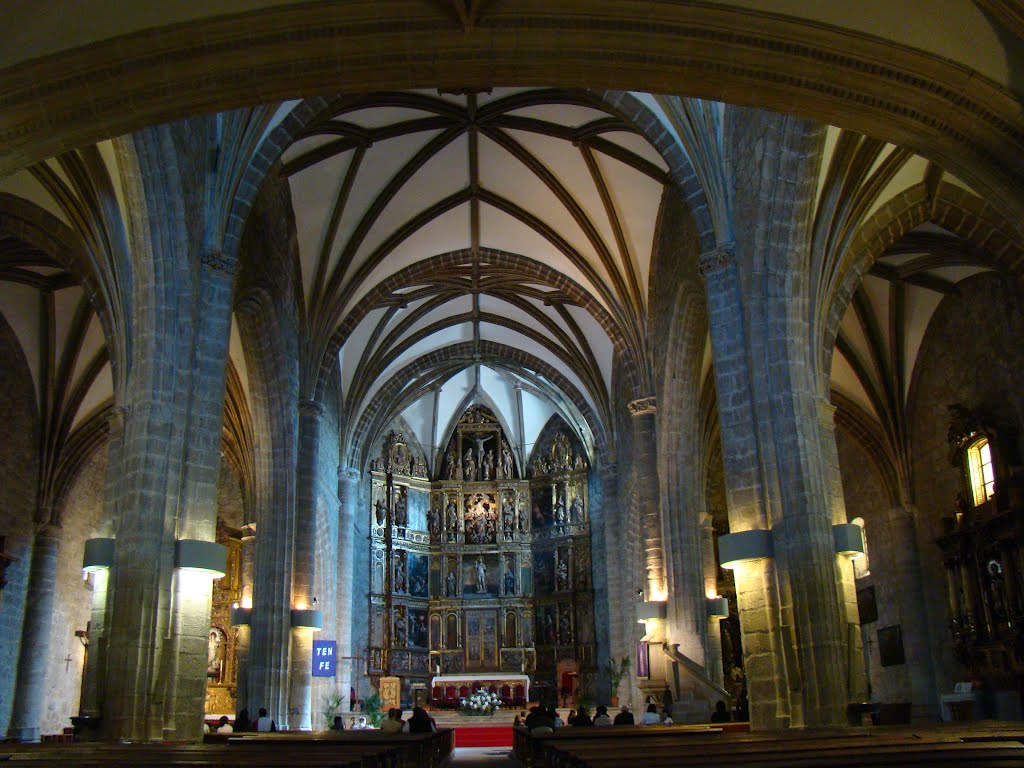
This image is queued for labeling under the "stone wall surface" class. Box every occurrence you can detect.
[835,431,913,705]
[908,272,1024,700]
[40,446,107,735]
[0,314,39,736]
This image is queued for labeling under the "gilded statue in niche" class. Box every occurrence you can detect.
[482,449,496,480]
[463,448,477,482]
[475,557,488,594]
[501,441,514,479]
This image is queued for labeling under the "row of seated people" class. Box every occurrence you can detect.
[431,683,526,708]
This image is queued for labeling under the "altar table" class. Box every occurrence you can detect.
[431,673,530,704]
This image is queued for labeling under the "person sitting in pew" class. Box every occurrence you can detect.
[234,708,250,732]
[216,715,233,734]
[256,707,277,732]
[408,706,436,733]
[613,705,634,725]
[526,705,555,734]
[593,705,613,727]
[380,708,408,734]
[641,704,660,725]
[571,706,593,727]
[710,700,731,723]
[330,715,345,731]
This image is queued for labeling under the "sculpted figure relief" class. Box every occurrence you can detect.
[445,446,457,479]
[374,498,387,526]
[571,496,584,522]
[463,448,477,482]
[501,441,514,479]
[482,449,496,480]
[475,557,488,593]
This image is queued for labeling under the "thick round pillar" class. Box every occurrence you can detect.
[287,399,323,730]
[7,524,61,741]
[336,466,360,712]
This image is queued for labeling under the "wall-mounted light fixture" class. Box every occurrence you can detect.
[230,602,252,626]
[705,596,729,619]
[832,523,866,558]
[82,538,115,573]
[174,539,227,578]
[291,607,323,631]
[718,529,774,569]
[635,600,667,624]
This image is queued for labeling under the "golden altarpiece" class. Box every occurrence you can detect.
[367,406,596,704]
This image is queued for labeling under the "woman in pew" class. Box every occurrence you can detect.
[571,706,593,726]
[641,703,660,725]
[408,706,435,733]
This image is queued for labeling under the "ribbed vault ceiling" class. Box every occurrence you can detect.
[282,88,669,464]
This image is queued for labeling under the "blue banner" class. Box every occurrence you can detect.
[313,639,337,677]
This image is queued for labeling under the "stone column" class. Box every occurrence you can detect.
[234,523,256,717]
[100,122,243,742]
[885,506,938,719]
[700,244,792,729]
[161,255,236,741]
[629,398,666,604]
[336,466,360,712]
[288,399,323,730]
[700,516,725,689]
[7,524,61,741]
[79,407,127,720]
[817,399,867,703]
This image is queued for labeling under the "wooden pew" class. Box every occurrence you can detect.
[0,728,454,768]
[518,722,1024,768]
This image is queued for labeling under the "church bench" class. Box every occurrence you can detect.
[0,732,457,768]
[542,737,1024,768]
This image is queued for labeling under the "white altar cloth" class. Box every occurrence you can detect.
[431,673,530,701]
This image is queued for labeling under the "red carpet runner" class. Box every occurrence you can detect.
[453,726,513,747]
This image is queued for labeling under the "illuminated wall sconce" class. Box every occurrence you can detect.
[832,523,866,558]
[635,600,667,624]
[230,603,252,626]
[706,596,730,619]
[718,529,774,569]
[291,607,323,631]
[82,538,115,572]
[174,539,227,578]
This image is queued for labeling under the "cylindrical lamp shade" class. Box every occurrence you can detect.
[291,608,323,630]
[706,596,729,619]
[635,600,667,624]
[718,529,774,569]
[82,538,115,572]
[833,523,866,558]
[230,606,252,626]
[174,539,227,577]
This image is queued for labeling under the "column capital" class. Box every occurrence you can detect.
[338,465,361,483]
[698,242,736,277]
[106,405,129,432]
[34,522,62,540]
[815,397,837,426]
[199,248,238,276]
[298,398,325,418]
[240,522,257,541]
[627,396,657,417]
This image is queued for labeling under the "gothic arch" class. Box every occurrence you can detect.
[819,182,1024,395]
[3,3,1023,227]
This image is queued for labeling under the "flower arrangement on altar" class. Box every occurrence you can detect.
[460,688,501,716]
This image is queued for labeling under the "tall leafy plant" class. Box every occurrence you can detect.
[604,656,631,693]
[322,691,345,730]
[362,692,385,727]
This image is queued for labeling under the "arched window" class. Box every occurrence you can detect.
[851,517,870,579]
[967,437,996,506]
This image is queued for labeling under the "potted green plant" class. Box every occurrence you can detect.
[362,691,385,727]
[322,691,345,730]
[604,656,631,707]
